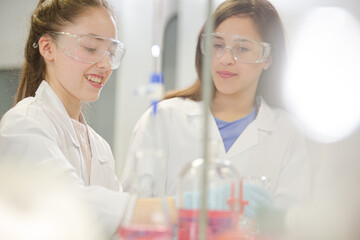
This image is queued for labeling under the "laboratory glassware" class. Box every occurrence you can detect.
[176,141,252,240]
[116,148,172,240]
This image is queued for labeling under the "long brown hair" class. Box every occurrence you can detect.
[164,0,287,105]
[14,0,115,105]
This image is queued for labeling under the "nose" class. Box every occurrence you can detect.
[219,47,236,65]
[96,52,112,70]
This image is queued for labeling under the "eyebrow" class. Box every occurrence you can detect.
[86,33,101,37]
[83,34,106,43]
[86,33,116,41]
[211,36,225,44]
[214,36,224,40]
[213,35,252,44]
[234,38,251,43]
[85,34,120,47]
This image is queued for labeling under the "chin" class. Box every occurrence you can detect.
[83,94,100,103]
[220,91,239,96]
[215,86,240,95]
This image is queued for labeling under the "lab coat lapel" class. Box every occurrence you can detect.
[184,99,226,157]
[223,97,276,158]
[226,121,258,158]
[36,81,80,148]
[87,129,98,184]
[87,127,109,184]
[36,81,88,184]
[209,115,227,156]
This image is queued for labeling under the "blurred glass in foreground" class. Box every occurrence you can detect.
[0,162,105,240]
[117,148,173,240]
[176,141,276,240]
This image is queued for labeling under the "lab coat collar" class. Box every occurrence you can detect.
[35,81,106,159]
[35,81,108,185]
[184,96,277,132]
[182,96,277,157]
[224,97,277,157]
[254,97,277,132]
[183,98,203,116]
[77,113,107,164]
[35,81,81,148]
[87,129,108,163]
[182,98,223,148]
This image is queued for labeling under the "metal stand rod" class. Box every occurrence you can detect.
[199,0,214,239]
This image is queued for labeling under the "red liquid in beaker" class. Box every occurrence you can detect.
[177,209,240,240]
[117,225,172,240]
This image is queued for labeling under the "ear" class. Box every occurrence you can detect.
[263,56,272,70]
[38,35,56,62]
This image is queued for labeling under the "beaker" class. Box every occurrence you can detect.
[116,148,172,240]
[176,142,251,240]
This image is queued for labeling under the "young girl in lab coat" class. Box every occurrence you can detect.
[121,0,311,213]
[0,0,176,237]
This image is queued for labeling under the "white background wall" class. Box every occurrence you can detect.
[1,0,360,181]
[0,0,37,69]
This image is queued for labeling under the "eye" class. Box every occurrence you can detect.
[78,37,101,54]
[84,46,97,53]
[213,43,224,49]
[235,46,250,52]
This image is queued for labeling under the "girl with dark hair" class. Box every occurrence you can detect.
[121,0,311,215]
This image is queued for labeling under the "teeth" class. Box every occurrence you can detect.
[86,75,102,84]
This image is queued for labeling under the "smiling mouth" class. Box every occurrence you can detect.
[85,74,103,85]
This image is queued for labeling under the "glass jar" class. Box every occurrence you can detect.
[176,142,251,239]
[116,148,172,240]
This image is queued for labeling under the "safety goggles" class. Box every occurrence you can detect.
[201,32,271,63]
[50,32,126,70]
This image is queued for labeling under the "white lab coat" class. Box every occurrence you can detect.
[0,81,128,237]
[121,97,311,207]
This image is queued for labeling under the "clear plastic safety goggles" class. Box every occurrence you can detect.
[50,32,126,70]
[201,32,271,63]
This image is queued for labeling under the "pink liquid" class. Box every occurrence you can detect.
[117,225,172,240]
[177,209,239,240]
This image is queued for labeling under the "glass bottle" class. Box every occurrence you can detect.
[176,141,251,240]
[116,148,172,240]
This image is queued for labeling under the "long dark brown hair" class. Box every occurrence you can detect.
[164,0,287,106]
[14,0,115,105]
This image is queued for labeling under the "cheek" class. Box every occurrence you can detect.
[211,60,219,76]
[61,59,88,78]
[61,63,78,81]
[239,64,264,79]
[254,65,266,79]
[104,70,113,83]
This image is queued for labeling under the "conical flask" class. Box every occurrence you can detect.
[116,148,173,240]
[176,141,251,240]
